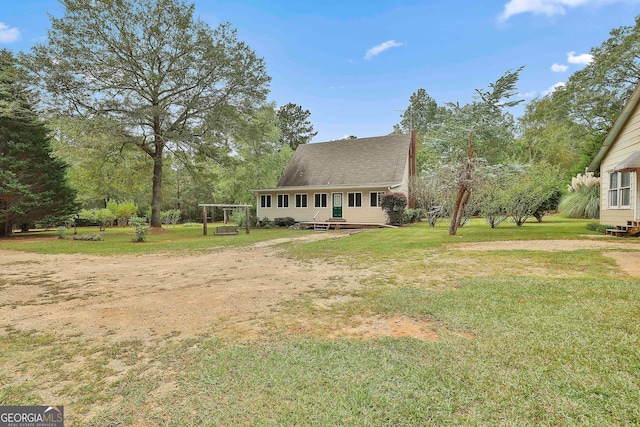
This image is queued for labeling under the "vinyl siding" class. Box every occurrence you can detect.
[600,99,640,225]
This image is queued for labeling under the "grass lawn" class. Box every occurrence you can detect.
[1,217,639,425]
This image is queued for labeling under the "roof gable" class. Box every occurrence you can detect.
[277,134,411,188]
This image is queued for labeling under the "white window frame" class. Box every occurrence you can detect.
[370,191,384,207]
[314,193,328,208]
[347,192,362,208]
[260,194,271,208]
[295,193,308,208]
[277,194,289,208]
[609,171,631,209]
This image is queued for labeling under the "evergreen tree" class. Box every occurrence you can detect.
[0,49,76,236]
[276,102,317,150]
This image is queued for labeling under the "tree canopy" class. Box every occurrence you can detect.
[24,0,270,227]
[276,102,317,150]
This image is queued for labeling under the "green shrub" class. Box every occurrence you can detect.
[72,234,103,241]
[161,209,181,226]
[585,222,615,234]
[56,226,67,240]
[129,216,148,242]
[79,208,116,231]
[274,217,296,227]
[107,200,139,227]
[404,208,425,224]
[258,217,272,228]
[381,192,407,226]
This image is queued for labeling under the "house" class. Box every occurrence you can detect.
[253,133,417,226]
[588,82,640,232]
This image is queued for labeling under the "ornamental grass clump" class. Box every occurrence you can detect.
[558,172,600,219]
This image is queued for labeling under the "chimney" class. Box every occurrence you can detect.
[409,130,417,209]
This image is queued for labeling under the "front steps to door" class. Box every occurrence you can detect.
[606,220,640,237]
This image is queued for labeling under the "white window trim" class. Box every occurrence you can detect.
[314,193,328,208]
[608,171,631,209]
[260,194,272,208]
[370,191,384,208]
[277,194,289,208]
[347,192,363,208]
[295,193,308,208]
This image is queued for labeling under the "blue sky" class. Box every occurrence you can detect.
[1,0,639,142]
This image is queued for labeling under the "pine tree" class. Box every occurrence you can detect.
[0,49,77,236]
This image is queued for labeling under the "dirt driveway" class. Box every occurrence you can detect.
[0,232,365,341]
[1,235,639,342]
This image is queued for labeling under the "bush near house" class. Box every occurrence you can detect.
[381,192,407,226]
[273,217,296,227]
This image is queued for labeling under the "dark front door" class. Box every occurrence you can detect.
[332,193,343,218]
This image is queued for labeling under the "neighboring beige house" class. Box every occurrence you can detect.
[588,82,640,229]
[253,133,417,226]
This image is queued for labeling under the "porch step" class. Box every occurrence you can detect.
[327,218,346,222]
[314,223,330,232]
[606,221,640,237]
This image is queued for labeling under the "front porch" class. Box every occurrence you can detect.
[299,220,394,231]
[606,220,640,237]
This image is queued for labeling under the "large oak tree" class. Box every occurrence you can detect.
[24,0,270,227]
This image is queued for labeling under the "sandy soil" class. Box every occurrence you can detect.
[1,235,639,342]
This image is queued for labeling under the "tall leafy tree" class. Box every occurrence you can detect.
[23,0,270,227]
[519,14,640,175]
[217,103,292,204]
[393,88,448,170]
[430,68,523,236]
[0,49,77,236]
[276,102,317,150]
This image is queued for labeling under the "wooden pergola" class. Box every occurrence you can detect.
[198,204,252,235]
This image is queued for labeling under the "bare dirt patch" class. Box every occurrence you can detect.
[333,315,440,341]
[0,232,368,341]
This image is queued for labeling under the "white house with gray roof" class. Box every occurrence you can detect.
[253,133,416,226]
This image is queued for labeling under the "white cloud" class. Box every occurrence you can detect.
[0,22,20,43]
[551,63,569,72]
[498,0,635,22]
[544,81,566,95]
[364,40,403,60]
[567,51,593,65]
[518,90,538,98]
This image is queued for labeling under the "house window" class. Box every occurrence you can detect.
[370,191,384,207]
[348,192,362,207]
[314,193,328,208]
[277,194,289,208]
[295,194,308,208]
[609,171,631,208]
[260,195,271,208]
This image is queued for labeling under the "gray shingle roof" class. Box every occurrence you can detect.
[277,134,411,188]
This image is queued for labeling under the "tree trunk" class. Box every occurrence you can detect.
[449,186,471,236]
[150,152,163,228]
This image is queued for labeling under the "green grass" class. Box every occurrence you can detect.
[0,223,309,255]
[1,216,640,425]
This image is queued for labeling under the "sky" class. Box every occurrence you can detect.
[1,0,640,142]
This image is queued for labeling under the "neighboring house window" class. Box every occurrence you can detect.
[348,192,362,207]
[609,171,631,208]
[278,194,289,208]
[295,194,308,208]
[314,193,328,208]
[260,195,271,208]
[370,191,384,207]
